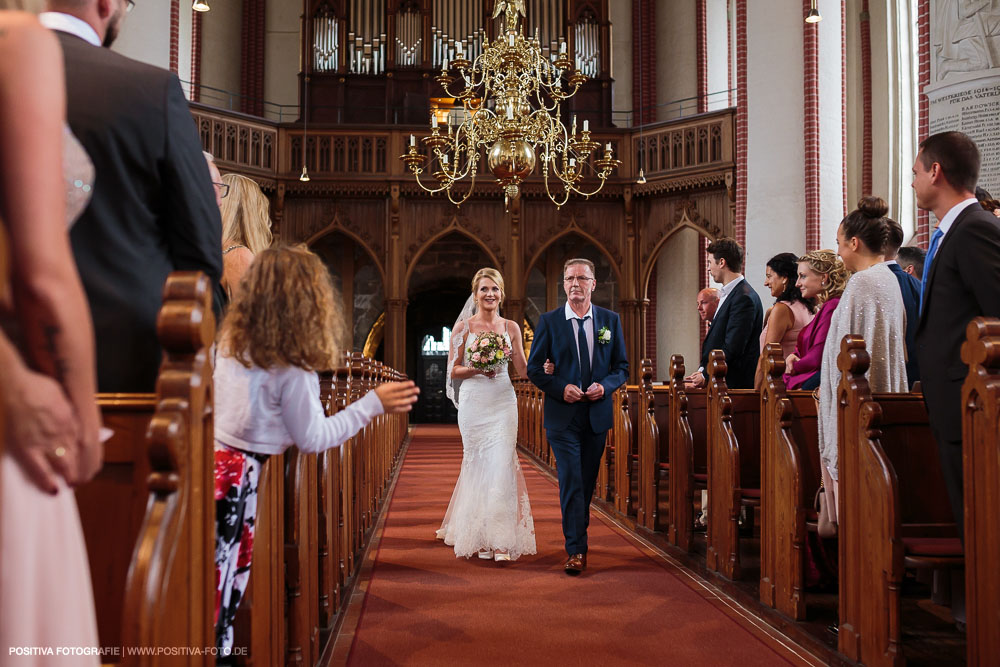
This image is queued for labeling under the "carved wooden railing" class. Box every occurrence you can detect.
[189,102,735,193]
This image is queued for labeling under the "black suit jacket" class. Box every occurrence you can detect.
[700,279,763,389]
[56,30,223,392]
[887,262,921,385]
[915,203,1000,442]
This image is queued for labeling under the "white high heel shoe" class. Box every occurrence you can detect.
[494,551,511,562]
[477,549,493,560]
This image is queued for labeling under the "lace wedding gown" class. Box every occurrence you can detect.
[436,332,536,559]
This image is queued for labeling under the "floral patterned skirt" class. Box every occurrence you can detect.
[213,444,267,654]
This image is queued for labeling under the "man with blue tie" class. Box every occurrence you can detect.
[913,131,1000,540]
[527,259,629,575]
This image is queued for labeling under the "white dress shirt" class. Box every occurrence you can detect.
[564,301,595,366]
[715,275,745,311]
[39,12,101,46]
[214,354,384,456]
[935,197,980,241]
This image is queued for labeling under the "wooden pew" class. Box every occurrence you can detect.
[758,344,823,620]
[611,384,639,518]
[75,272,215,664]
[667,355,709,552]
[635,360,670,533]
[836,335,963,666]
[961,317,1000,666]
[704,350,762,580]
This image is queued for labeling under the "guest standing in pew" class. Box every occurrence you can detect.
[912,132,1000,540]
[696,287,720,326]
[896,245,926,279]
[753,253,815,389]
[219,174,273,306]
[211,245,419,655]
[883,218,922,387]
[817,197,909,530]
[41,0,224,393]
[0,1,103,659]
[784,250,848,390]
[685,238,763,390]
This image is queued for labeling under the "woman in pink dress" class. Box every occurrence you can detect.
[1,4,103,662]
[754,253,815,389]
[783,250,850,391]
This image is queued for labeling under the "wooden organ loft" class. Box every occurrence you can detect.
[300,0,613,126]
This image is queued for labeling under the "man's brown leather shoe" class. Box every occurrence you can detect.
[564,553,587,576]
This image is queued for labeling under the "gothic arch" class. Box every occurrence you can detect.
[640,221,714,301]
[523,223,624,289]
[404,221,502,288]
[306,218,387,286]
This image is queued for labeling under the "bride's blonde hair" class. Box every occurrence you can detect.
[471,267,505,309]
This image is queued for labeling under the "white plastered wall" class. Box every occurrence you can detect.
[818,0,846,246]
[112,1,172,72]
[265,0,301,112]
[609,0,633,126]
[656,0,698,119]
[655,226,703,380]
[743,0,806,305]
[199,2,243,108]
[705,0,731,111]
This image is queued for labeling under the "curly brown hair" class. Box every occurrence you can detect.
[219,244,342,371]
[798,249,850,305]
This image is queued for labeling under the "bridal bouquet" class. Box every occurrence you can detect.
[467,331,512,373]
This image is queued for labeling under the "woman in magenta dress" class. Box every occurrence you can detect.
[783,250,850,390]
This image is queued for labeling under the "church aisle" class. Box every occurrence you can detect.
[343,425,818,666]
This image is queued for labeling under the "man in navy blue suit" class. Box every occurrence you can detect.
[883,219,921,386]
[685,238,763,390]
[527,259,629,575]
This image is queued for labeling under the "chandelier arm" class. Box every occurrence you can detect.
[411,169,451,195]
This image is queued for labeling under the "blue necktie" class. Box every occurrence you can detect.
[919,226,944,314]
[577,316,592,387]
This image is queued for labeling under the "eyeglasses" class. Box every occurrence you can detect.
[563,276,594,284]
[125,0,135,12]
[213,182,230,198]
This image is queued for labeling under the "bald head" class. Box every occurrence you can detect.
[697,288,719,323]
[47,0,129,47]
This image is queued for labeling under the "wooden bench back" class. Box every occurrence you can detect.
[962,317,1000,665]
[758,344,822,620]
[76,272,215,664]
[636,360,670,531]
[837,335,959,666]
[704,350,761,580]
[667,355,708,551]
[612,384,639,517]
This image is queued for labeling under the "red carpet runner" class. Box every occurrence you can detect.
[347,425,810,665]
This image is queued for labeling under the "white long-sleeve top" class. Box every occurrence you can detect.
[214,354,384,456]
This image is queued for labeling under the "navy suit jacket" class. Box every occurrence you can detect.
[887,262,921,385]
[526,304,629,433]
[915,203,1000,442]
[699,279,763,389]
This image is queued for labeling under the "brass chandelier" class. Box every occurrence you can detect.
[400,0,620,209]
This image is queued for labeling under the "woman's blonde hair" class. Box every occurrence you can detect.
[798,249,849,304]
[219,244,341,371]
[471,267,505,308]
[220,174,273,254]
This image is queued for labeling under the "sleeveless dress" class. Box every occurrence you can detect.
[0,128,100,664]
[435,331,536,559]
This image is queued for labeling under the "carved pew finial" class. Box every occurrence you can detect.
[962,316,1000,370]
[763,342,785,381]
[670,355,685,387]
[837,334,870,378]
[707,349,728,395]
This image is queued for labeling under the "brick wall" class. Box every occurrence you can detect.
[633,0,657,125]
[861,1,873,197]
[916,0,930,247]
[191,10,202,103]
[803,0,820,251]
[697,0,708,113]
[169,0,179,74]
[734,0,747,244]
[241,0,266,117]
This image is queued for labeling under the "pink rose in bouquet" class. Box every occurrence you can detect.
[467,330,512,374]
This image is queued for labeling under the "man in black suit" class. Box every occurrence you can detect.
[685,238,763,390]
[884,219,921,386]
[913,131,1000,539]
[42,0,223,392]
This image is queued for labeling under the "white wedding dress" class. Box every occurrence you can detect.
[436,332,537,559]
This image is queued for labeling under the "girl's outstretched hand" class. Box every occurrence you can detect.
[375,381,420,413]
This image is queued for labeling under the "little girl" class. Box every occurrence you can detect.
[211,244,418,653]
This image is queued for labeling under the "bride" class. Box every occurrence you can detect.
[436,267,536,562]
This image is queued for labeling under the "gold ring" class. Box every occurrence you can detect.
[52,446,66,458]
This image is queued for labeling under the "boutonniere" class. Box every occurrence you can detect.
[597,326,611,344]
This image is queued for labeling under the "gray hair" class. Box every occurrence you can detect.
[562,257,595,277]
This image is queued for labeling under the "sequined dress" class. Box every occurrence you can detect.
[435,332,537,559]
[0,128,100,663]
